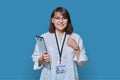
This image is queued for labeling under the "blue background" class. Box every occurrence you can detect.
[0,0,120,80]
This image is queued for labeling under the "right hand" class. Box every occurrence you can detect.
[42,52,50,63]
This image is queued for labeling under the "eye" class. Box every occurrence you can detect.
[63,17,66,19]
[55,17,60,19]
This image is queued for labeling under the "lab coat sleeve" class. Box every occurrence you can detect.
[73,36,88,66]
[32,43,43,70]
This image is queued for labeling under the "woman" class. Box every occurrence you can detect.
[32,7,88,80]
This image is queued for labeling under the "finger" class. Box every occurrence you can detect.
[70,37,74,41]
[44,51,48,54]
[67,37,71,43]
[43,54,48,59]
[43,56,48,59]
[46,58,50,62]
[68,37,71,40]
[69,36,72,39]
[44,57,50,62]
[45,59,49,63]
[44,54,50,59]
[67,41,70,46]
[68,37,70,40]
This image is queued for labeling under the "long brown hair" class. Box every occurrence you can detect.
[49,7,73,34]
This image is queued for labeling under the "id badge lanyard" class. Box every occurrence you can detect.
[54,32,67,64]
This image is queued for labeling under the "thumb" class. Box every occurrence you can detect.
[44,51,48,54]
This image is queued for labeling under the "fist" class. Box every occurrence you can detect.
[42,52,50,63]
[67,37,78,49]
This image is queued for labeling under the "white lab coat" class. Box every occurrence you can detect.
[32,32,88,80]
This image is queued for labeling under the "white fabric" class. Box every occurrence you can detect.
[32,32,88,80]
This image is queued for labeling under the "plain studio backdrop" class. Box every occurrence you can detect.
[0,0,120,80]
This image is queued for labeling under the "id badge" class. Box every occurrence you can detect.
[56,64,66,74]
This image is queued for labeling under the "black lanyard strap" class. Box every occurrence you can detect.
[55,32,66,64]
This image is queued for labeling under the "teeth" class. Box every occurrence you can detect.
[58,24,64,25]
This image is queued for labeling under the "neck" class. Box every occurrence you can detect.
[55,30,65,43]
[55,30,65,36]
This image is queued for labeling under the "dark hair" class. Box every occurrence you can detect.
[49,7,73,34]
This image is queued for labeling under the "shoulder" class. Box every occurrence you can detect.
[71,32,82,39]
[41,32,52,36]
[70,32,84,44]
[41,32,54,39]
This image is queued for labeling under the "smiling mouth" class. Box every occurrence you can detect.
[58,23,65,25]
[58,24,65,27]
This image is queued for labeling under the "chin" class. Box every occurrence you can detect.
[59,28,66,32]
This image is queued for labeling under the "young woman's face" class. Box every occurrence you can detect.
[52,12,68,32]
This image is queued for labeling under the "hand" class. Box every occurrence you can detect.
[67,37,80,59]
[42,52,50,63]
[67,37,79,49]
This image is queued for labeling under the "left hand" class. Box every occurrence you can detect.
[67,37,78,49]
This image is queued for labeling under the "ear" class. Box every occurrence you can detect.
[51,18,54,23]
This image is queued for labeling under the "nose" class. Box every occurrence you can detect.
[59,18,64,23]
